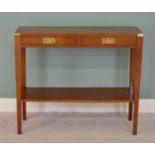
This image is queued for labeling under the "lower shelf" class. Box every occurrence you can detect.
[22,87,130,102]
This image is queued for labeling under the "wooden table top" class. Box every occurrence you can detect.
[15,26,142,35]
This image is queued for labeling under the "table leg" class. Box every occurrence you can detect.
[128,48,135,121]
[22,48,27,120]
[15,34,22,134]
[133,34,143,135]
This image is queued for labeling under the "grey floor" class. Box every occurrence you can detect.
[0,112,155,143]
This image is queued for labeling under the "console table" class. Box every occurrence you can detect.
[14,26,143,135]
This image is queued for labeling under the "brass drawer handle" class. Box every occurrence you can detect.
[42,38,56,44]
[102,38,115,44]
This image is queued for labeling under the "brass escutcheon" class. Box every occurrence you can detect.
[42,38,56,44]
[102,38,115,44]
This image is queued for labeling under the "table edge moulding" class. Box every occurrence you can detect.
[14,26,143,135]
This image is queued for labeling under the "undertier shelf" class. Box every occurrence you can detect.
[22,87,130,102]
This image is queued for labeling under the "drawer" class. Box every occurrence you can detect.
[80,35,136,47]
[21,35,77,47]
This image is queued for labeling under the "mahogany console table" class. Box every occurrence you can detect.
[14,26,143,135]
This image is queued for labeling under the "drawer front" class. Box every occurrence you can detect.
[80,35,136,47]
[21,36,77,47]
